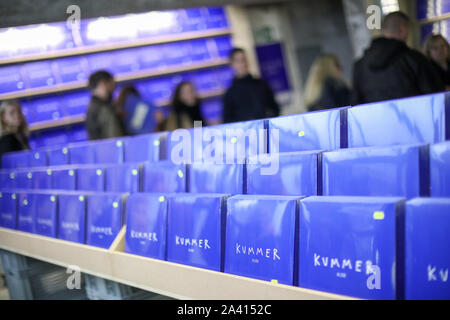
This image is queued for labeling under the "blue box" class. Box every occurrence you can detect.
[111,50,141,74]
[138,45,165,70]
[122,94,158,135]
[299,196,404,300]
[125,193,169,260]
[165,127,204,163]
[189,163,244,194]
[58,193,87,244]
[142,161,186,193]
[0,191,17,229]
[105,163,140,193]
[269,109,345,153]
[69,142,96,164]
[52,167,76,190]
[247,151,322,196]
[47,146,70,166]
[202,119,266,163]
[32,96,64,122]
[29,150,47,167]
[0,171,10,189]
[63,91,90,116]
[0,65,25,93]
[17,193,34,233]
[405,198,450,300]
[77,166,105,192]
[167,194,228,271]
[22,61,57,89]
[86,193,126,249]
[190,39,211,62]
[225,195,301,285]
[348,92,450,148]
[162,42,192,66]
[205,7,228,29]
[39,129,70,147]
[69,124,89,143]
[322,144,427,198]
[124,133,162,163]
[54,56,89,83]
[430,141,450,197]
[211,36,232,58]
[34,193,58,238]
[30,169,52,189]
[94,138,125,164]
[14,171,32,189]
[2,151,30,169]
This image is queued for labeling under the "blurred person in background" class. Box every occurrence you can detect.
[86,70,127,140]
[161,81,207,130]
[115,85,165,135]
[423,34,450,90]
[353,11,444,105]
[304,54,352,111]
[0,100,30,162]
[223,48,279,123]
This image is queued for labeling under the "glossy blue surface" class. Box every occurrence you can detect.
[17,193,34,233]
[32,96,63,122]
[125,193,169,260]
[142,161,186,193]
[268,108,344,153]
[430,141,450,197]
[69,143,96,164]
[29,150,47,167]
[14,171,31,189]
[165,127,204,163]
[247,151,321,196]
[47,146,70,166]
[0,191,17,229]
[31,170,52,189]
[52,168,76,190]
[167,194,228,271]
[299,196,404,300]
[322,144,425,198]
[94,138,125,164]
[348,92,449,148]
[105,163,140,193]
[123,133,162,163]
[225,195,301,285]
[189,163,244,194]
[76,166,105,192]
[22,61,56,89]
[1,151,30,169]
[34,193,58,238]
[405,198,450,300]
[86,193,125,249]
[58,193,86,244]
[202,120,266,163]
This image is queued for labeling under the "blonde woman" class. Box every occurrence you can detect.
[0,100,30,161]
[304,54,351,111]
[423,34,450,90]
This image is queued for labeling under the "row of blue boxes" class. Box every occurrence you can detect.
[0,7,229,61]
[0,190,448,300]
[18,66,232,125]
[0,35,232,95]
[0,140,449,197]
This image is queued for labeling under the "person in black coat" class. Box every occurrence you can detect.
[161,81,207,131]
[304,54,352,111]
[0,100,30,166]
[353,12,444,105]
[423,34,450,90]
[223,48,280,123]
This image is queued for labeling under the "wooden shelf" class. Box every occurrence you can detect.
[418,13,450,24]
[0,59,230,101]
[0,226,355,300]
[28,89,225,132]
[0,28,232,67]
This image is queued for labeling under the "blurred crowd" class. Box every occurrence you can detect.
[0,11,448,159]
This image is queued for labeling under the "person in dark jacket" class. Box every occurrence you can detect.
[161,81,207,131]
[86,70,126,140]
[304,54,352,111]
[423,34,450,90]
[353,11,444,105]
[223,48,280,123]
[0,100,30,165]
